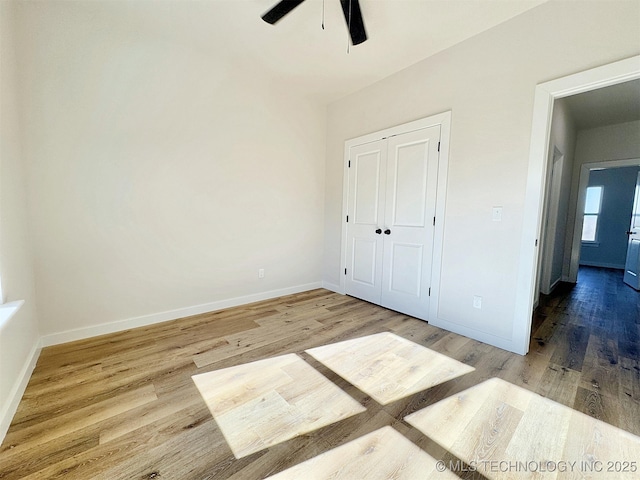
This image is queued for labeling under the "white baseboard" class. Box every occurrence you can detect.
[41,282,323,347]
[321,281,343,294]
[0,340,41,444]
[541,277,562,295]
[579,261,625,270]
[428,317,524,355]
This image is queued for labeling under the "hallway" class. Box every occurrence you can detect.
[532,266,640,434]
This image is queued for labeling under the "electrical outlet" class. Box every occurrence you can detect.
[473,295,482,309]
[492,207,503,222]
[258,268,265,279]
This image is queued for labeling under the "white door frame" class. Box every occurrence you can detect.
[538,146,564,296]
[514,55,640,355]
[339,111,452,323]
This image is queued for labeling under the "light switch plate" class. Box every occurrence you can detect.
[473,296,482,309]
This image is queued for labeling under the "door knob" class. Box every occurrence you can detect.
[375,228,382,234]
[627,231,636,235]
[384,229,391,235]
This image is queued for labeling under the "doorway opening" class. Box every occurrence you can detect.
[533,101,640,349]
[574,163,640,273]
[533,161,640,335]
[513,55,640,355]
[538,146,566,298]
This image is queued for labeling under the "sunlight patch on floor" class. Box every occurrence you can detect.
[265,426,459,479]
[406,377,640,479]
[306,331,475,404]
[192,353,365,459]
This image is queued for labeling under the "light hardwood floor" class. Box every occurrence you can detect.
[0,266,638,479]
[192,353,365,459]
[406,377,640,479]
[266,426,459,480]
[306,332,474,405]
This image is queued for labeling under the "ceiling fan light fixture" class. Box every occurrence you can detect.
[261,0,306,24]
[261,0,368,45]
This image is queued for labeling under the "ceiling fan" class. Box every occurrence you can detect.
[261,0,368,46]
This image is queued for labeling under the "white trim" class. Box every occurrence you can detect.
[321,281,342,294]
[579,260,625,270]
[428,112,451,323]
[338,138,350,295]
[548,277,562,293]
[539,147,564,296]
[0,299,25,332]
[581,241,600,247]
[40,282,322,347]
[427,317,519,353]
[515,55,640,356]
[569,158,640,282]
[0,339,41,444]
[339,111,452,317]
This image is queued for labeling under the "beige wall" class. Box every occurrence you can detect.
[573,120,640,166]
[324,0,640,345]
[15,2,327,337]
[0,0,40,436]
[3,0,639,388]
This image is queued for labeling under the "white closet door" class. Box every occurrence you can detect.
[345,140,387,304]
[380,126,440,319]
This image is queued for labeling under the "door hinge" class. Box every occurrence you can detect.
[345,268,347,275]
[535,239,538,246]
[428,287,431,296]
[433,216,436,226]
[348,160,351,168]
[438,141,441,152]
[346,215,349,223]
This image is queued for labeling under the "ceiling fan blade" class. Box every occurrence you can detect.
[339,0,367,45]
[262,0,307,25]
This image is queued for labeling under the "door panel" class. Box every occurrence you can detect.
[389,243,423,296]
[381,126,440,319]
[391,142,428,227]
[353,151,382,225]
[623,172,640,290]
[624,240,639,288]
[351,238,377,286]
[345,141,387,304]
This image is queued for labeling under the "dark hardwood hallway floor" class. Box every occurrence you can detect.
[0,266,638,479]
[531,266,639,433]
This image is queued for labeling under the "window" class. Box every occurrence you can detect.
[582,186,603,242]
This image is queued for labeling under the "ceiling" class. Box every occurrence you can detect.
[55,0,550,103]
[562,79,640,130]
